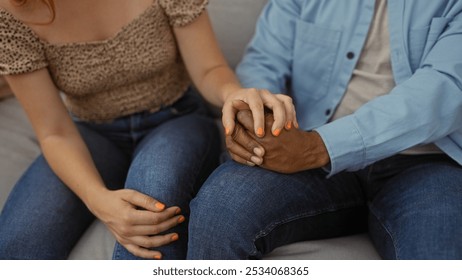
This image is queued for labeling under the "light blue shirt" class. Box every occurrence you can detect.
[236,0,462,176]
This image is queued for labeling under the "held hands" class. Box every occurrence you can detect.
[226,109,330,173]
[221,88,299,137]
[87,189,184,259]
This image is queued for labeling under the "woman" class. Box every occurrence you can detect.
[0,0,296,259]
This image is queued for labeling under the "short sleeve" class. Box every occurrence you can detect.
[0,9,47,75]
[159,0,208,27]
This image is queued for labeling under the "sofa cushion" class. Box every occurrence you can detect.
[0,97,40,208]
[208,0,268,68]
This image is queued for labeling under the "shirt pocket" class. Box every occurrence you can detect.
[292,20,341,101]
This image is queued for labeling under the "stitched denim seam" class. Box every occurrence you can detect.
[368,204,399,259]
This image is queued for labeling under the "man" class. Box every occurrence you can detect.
[187,0,462,259]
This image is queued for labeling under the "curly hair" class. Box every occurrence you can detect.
[10,0,56,22]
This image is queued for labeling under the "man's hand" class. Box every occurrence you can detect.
[227,110,330,173]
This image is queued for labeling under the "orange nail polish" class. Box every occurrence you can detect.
[178,216,185,223]
[175,208,181,215]
[171,234,179,241]
[286,122,292,129]
[273,128,281,136]
[154,255,162,260]
[225,127,230,135]
[155,202,165,210]
[257,127,264,136]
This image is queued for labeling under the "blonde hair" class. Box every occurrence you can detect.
[10,0,56,23]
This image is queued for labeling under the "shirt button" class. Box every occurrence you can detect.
[346,52,355,59]
[325,109,331,116]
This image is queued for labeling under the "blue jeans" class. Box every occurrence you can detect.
[0,90,221,260]
[188,154,462,259]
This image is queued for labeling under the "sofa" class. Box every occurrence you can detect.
[0,0,380,260]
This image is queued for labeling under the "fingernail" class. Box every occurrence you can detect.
[272,128,281,136]
[175,208,181,215]
[251,156,262,165]
[286,122,292,129]
[295,122,299,129]
[171,233,179,241]
[257,127,264,137]
[225,127,230,135]
[154,255,162,260]
[246,161,256,166]
[155,202,165,211]
[253,147,263,157]
[178,216,185,223]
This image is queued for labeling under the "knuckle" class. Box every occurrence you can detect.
[140,239,152,249]
[231,124,242,140]
[151,215,161,225]
[151,226,161,235]
[142,196,154,209]
[119,225,130,236]
[121,212,132,224]
[225,136,235,148]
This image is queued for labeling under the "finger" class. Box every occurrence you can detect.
[236,109,254,131]
[246,90,265,137]
[123,189,167,212]
[226,135,263,166]
[129,232,180,250]
[130,206,180,225]
[221,100,250,135]
[275,94,296,130]
[129,215,186,236]
[123,244,163,260]
[259,90,286,136]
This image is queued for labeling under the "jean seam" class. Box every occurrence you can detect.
[368,204,399,259]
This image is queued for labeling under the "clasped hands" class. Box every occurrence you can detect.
[93,89,330,259]
[225,100,330,174]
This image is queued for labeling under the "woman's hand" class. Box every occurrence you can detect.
[222,89,298,138]
[87,188,184,259]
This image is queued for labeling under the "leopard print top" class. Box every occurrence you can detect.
[0,0,208,121]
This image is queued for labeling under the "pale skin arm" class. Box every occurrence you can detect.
[5,71,183,259]
[173,11,298,142]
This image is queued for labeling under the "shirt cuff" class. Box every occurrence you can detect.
[314,115,366,177]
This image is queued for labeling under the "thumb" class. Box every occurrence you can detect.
[236,109,254,132]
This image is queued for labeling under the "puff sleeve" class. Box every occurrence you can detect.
[159,0,208,27]
[0,9,47,75]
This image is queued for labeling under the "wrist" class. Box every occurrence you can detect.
[82,186,110,216]
[220,83,242,103]
[303,131,331,169]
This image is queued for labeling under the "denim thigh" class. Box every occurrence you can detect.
[366,155,462,259]
[0,125,130,260]
[111,93,221,260]
[188,160,367,259]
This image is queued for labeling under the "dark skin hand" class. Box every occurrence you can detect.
[226,109,331,174]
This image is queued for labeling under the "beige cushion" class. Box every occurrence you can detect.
[0,98,40,207]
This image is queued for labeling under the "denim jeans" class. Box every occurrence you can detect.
[188,154,462,259]
[0,89,221,260]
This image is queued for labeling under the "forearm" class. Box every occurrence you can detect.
[39,132,108,213]
[194,64,241,108]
